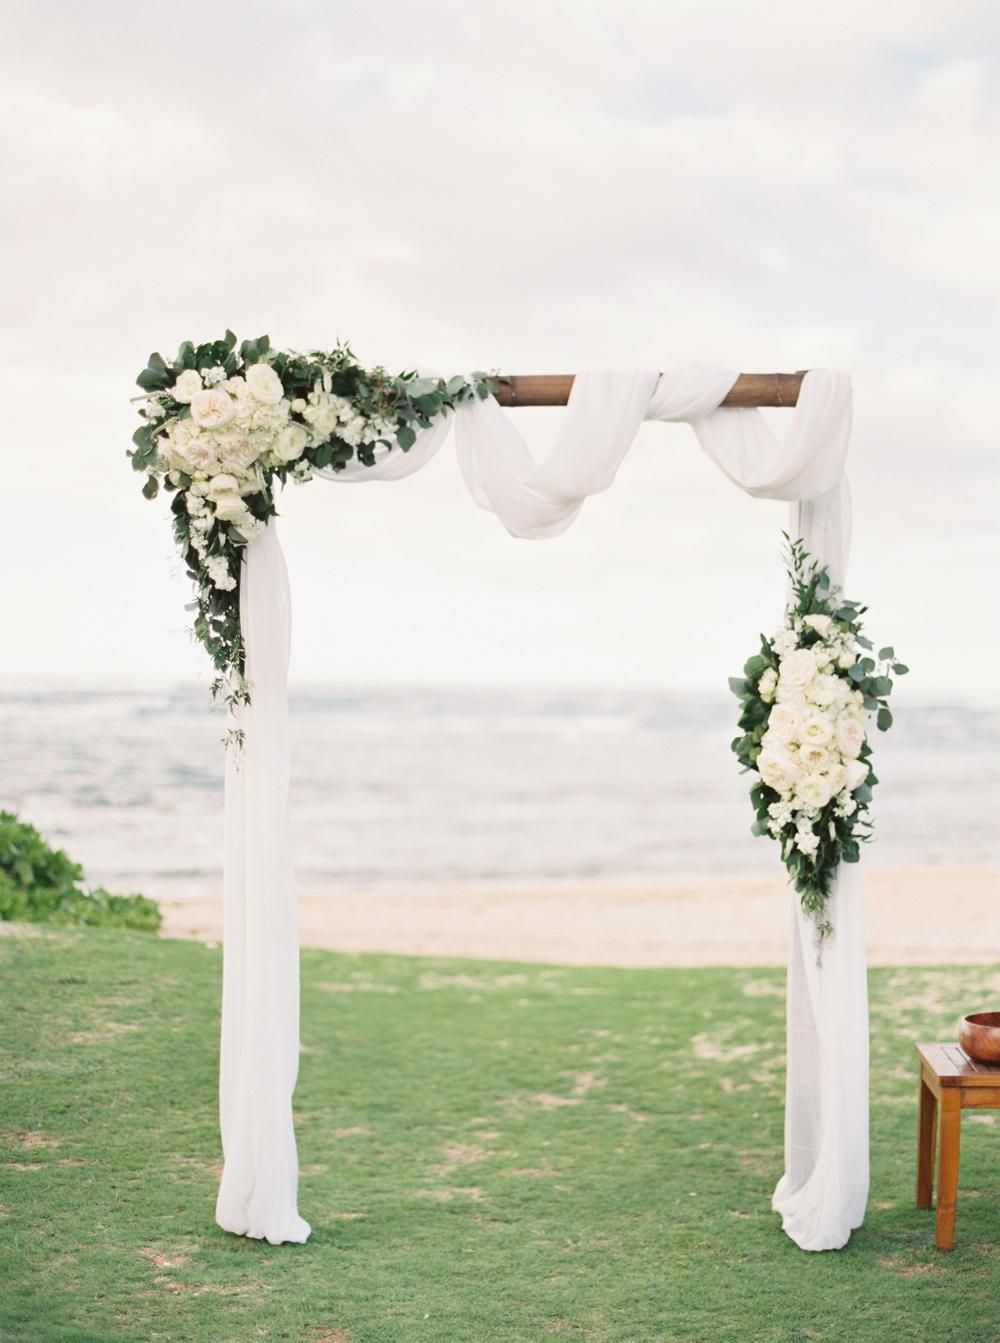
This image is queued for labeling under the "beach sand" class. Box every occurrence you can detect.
[160,867,1000,966]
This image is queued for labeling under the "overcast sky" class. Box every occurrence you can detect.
[2,1,998,698]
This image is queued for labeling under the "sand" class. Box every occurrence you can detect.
[159,867,1000,967]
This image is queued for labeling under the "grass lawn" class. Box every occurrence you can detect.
[1,927,998,1343]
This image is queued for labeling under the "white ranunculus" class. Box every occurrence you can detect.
[212,491,250,523]
[803,613,832,636]
[800,713,834,746]
[779,647,818,688]
[796,773,833,809]
[768,702,801,745]
[190,388,235,428]
[835,716,865,759]
[245,362,285,404]
[272,424,308,463]
[757,748,800,797]
[845,758,869,792]
[173,368,204,403]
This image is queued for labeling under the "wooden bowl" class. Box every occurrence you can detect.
[958,1012,1000,1064]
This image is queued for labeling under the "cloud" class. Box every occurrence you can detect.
[1,0,997,694]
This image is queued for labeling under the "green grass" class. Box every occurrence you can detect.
[1,927,998,1343]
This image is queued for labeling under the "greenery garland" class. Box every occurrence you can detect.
[129,333,497,714]
[730,537,907,939]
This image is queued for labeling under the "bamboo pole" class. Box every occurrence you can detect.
[491,371,806,408]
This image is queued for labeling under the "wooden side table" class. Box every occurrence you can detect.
[916,1042,1000,1250]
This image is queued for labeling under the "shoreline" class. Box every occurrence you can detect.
[158,866,1000,967]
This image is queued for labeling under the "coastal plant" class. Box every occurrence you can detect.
[0,812,160,931]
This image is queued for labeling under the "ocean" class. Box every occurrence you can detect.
[1,685,997,903]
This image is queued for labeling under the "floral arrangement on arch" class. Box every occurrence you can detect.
[730,538,907,939]
[129,333,496,707]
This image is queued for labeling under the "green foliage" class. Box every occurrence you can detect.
[0,812,160,931]
[2,929,998,1342]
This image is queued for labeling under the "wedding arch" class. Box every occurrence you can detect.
[132,350,870,1255]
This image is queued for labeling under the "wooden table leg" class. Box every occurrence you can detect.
[935,1090,961,1251]
[916,1073,937,1210]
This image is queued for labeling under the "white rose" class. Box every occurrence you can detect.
[824,762,847,794]
[190,388,235,428]
[835,717,865,759]
[779,647,818,688]
[768,702,801,745]
[178,439,216,472]
[845,758,869,792]
[803,613,832,636]
[800,713,834,746]
[838,650,856,670]
[799,744,831,773]
[220,433,259,473]
[807,674,841,708]
[757,748,800,797]
[172,368,204,403]
[796,773,833,809]
[206,472,240,496]
[245,362,285,404]
[212,491,250,523]
[272,424,308,463]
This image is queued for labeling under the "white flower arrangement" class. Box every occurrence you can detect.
[129,332,498,714]
[730,536,907,940]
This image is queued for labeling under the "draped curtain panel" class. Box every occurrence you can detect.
[218,367,866,1252]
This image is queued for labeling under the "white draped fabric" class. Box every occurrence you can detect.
[218,366,867,1252]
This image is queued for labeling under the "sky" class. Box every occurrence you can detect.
[1,1,998,698]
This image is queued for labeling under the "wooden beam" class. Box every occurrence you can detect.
[491,371,806,408]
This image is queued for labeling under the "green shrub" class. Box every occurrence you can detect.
[0,812,161,932]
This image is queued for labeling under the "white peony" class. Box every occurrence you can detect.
[835,717,865,759]
[173,369,204,403]
[845,758,869,792]
[757,748,800,796]
[245,362,285,404]
[190,388,235,428]
[803,613,832,636]
[779,647,818,688]
[800,713,834,746]
[796,773,833,809]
